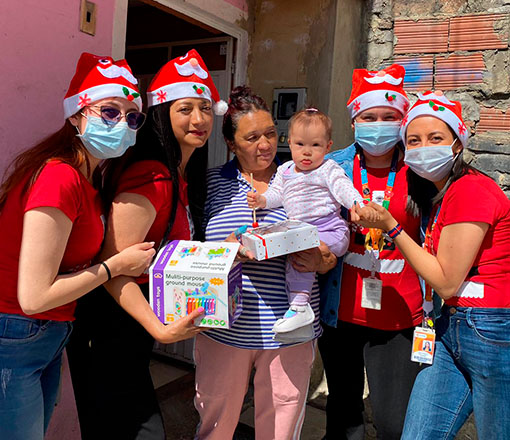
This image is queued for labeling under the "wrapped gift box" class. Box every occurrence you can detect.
[149,240,242,328]
[241,220,320,261]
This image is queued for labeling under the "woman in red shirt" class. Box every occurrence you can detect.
[320,65,424,439]
[0,53,154,439]
[354,91,510,439]
[66,49,227,439]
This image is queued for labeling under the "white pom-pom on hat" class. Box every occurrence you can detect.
[213,100,229,116]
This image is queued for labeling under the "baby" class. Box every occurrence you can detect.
[247,108,377,335]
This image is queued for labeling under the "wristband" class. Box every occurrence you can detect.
[387,223,403,240]
[101,261,112,281]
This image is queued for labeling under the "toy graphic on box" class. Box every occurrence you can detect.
[149,240,242,328]
[173,282,219,317]
[206,246,231,260]
[178,245,202,258]
[240,220,320,261]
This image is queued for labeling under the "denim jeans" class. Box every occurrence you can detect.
[402,306,510,440]
[319,321,422,440]
[0,313,72,440]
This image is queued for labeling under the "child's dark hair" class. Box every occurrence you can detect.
[222,85,270,144]
[288,107,332,140]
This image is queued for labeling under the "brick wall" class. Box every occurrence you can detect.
[363,0,510,195]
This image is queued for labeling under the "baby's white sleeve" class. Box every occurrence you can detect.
[326,162,363,208]
[263,165,285,209]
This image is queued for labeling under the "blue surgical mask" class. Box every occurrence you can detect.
[404,139,458,182]
[77,115,136,160]
[354,121,401,156]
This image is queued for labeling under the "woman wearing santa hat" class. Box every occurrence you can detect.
[0,52,155,439]
[66,49,227,439]
[318,65,424,439]
[353,91,510,440]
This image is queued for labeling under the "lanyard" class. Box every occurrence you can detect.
[422,204,441,328]
[359,148,400,251]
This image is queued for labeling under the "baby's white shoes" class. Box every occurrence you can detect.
[272,303,315,333]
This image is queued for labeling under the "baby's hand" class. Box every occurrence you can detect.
[357,205,380,223]
[247,191,266,209]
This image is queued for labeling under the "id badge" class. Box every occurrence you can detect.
[411,327,436,364]
[361,277,382,310]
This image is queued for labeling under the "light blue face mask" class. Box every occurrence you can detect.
[354,121,402,156]
[77,115,136,160]
[404,139,458,182]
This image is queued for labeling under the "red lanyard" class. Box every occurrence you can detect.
[423,204,441,326]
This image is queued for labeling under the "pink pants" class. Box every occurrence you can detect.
[194,334,316,440]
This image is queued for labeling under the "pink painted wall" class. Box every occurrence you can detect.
[0,0,116,178]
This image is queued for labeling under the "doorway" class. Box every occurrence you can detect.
[125,0,237,169]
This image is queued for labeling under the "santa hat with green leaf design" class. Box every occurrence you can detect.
[400,91,469,148]
[63,52,142,118]
[147,49,228,115]
[347,64,409,119]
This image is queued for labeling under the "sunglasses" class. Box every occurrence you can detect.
[87,105,146,130]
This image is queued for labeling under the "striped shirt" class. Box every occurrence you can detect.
[203,158,321,349]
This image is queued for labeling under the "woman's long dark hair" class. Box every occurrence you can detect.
[102,101,208,245]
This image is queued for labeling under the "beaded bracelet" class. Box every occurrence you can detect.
[101,261,112,281]
[387,223,403,240]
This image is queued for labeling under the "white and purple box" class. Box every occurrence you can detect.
[149,240,242,329]
[241,220,320,261]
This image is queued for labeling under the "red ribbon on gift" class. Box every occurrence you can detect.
[251,232,268,259]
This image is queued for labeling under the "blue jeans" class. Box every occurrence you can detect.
[402,306,510,440]
[0,313,72,440]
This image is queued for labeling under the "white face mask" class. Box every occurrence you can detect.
[354,121,401,156]
[404,138,459,182]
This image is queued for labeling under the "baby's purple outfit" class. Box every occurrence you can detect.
[264,159,363,295]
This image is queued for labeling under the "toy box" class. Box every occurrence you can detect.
[149,240,242,328]
[241,220,320,261]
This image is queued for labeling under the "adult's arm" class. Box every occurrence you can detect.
[100,192,203,343]
[18,207,154,315]
[351,202,489,299]
[291,241,337,275]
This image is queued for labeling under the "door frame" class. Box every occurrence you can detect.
[113,0,248,86]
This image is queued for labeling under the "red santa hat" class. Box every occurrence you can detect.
[147,49,228,115]
[63,52,141,119]
[400,91,469,147]
[347,64,409,119]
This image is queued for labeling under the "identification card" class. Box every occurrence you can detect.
[361,277,382,310]
[411,327,436,364]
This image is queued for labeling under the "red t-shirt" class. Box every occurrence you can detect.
[115,160,192,284]
[339,155,423,330]
[432,172,510,308]
[0,161,104,321]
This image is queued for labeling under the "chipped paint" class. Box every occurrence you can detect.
[394,55,434,91]
[258,39,274,51]
[294,34,311,46]
[260,1,275,14]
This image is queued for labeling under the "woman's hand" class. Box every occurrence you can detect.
[106,242,156,278]
[290,241,337,274]
[155,307,205,344]
[225,229,255,262]
[350,201,398,231]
